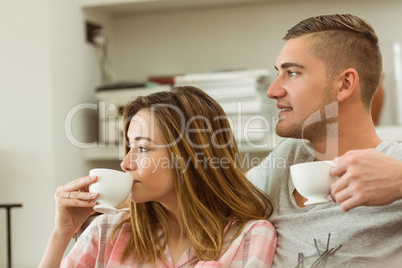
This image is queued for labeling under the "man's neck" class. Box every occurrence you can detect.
[311,116,382,160]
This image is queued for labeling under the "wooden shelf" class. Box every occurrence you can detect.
[81,0,276,15]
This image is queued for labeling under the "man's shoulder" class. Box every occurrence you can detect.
[249,138,315,172]
[377,140,402,159]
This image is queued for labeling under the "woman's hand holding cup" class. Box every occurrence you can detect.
[53,175,99,238]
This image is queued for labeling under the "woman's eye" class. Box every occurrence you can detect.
[128,143,149,153]
[288,70,297,77]
[138,146,149,153]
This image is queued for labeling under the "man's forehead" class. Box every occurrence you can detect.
[275,37,319,68]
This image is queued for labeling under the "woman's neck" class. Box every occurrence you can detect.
[163,203,190,265]
[160,196,185,236]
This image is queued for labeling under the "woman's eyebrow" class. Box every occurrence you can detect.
[129,137,154,143]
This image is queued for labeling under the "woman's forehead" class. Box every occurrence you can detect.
[128,110,163,144]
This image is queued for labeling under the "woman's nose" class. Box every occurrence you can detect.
[121,151,137,172]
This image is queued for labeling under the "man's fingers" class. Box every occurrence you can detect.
[329,157,347,177]
[332,186,351,204]
[330,174,349,196]
[338,196,361,212]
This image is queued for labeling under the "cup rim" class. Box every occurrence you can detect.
[290,160,334,169]
[90,168,124,172]
[89,168,133,179]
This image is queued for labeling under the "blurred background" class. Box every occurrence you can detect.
[1,0,402,266]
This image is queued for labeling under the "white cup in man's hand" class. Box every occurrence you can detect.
[290,161,336,206]
[88,168,133,214]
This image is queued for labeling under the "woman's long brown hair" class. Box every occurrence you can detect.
[113,86,273,266]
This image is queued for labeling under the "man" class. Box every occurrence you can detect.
[247,14,402,267]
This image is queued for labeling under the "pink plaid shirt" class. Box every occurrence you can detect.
[61,212,276,267]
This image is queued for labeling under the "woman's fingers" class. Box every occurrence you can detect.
[63,190,98,201]
[54,175,99,209]
[57,175,97,193]
[54,191,98,208]
[60,198,97,208]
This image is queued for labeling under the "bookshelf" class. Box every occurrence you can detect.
[84,70,282,161]
[80,0,286,161]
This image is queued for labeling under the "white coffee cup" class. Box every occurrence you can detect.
[89,168,133,214]
[290,161,336,206]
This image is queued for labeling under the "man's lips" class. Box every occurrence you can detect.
[277,104,293,113]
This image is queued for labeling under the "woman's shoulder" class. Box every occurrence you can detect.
[216,219,276,266]
[234,219,277,251]
[228,219,275,243]
[242,219,275,234]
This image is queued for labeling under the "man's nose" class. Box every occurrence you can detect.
[267,76,286,100]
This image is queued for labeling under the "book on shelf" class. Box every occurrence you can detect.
[95,81,150,92]
[174,76,261,89]
[174,69,270,102]
[174,69,270,84]
[203,86,259,100]
[173,69,274,136]
[148,74,178,85]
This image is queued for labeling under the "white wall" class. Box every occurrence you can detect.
[50,0,100,187]
[0,0,101,267]
[0,1,54,267]
[0,0,401,266]
[49,0,103,262]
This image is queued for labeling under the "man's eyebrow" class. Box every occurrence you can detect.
[274,62,305,70]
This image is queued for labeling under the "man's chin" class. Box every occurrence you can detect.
[275,125,302,139]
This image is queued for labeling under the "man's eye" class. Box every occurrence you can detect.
[288,71,297,77]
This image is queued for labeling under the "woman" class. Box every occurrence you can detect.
[39,86,276,267]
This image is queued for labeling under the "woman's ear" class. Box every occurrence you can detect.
[336,68,359,103]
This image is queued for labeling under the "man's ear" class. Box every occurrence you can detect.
[336,68,359,103]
